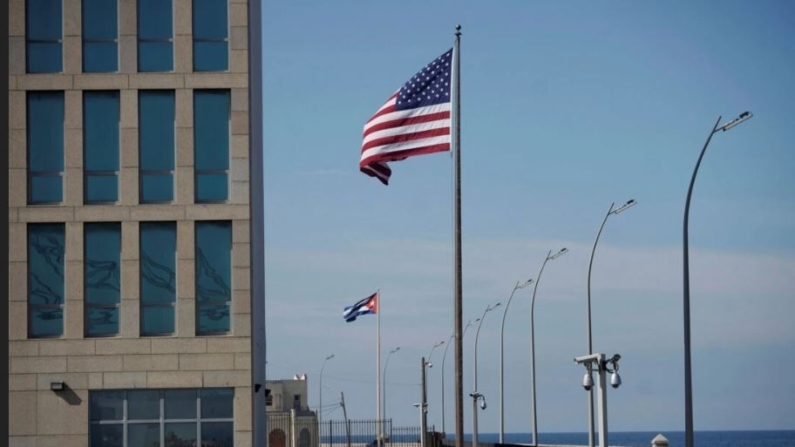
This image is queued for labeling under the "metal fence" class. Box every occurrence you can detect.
[266,414,430,447]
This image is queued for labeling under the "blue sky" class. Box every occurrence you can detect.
[261,1,795,436]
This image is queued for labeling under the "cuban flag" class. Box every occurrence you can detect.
[343,292,378,323]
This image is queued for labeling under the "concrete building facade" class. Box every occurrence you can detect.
[8,0,255,445]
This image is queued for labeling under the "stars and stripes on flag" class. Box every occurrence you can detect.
[342,292,378,323]
[360,49,453,185]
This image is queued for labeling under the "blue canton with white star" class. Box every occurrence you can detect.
[395,49,453,111]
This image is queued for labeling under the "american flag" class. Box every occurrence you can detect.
[360,49,453,185]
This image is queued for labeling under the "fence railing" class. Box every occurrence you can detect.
[266,414,432,447]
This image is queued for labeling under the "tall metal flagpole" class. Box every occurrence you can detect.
[377,291,382,447]
[452,24,464,447]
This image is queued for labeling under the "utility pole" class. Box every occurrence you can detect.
[421,357,428,447]
[340,391,352,447]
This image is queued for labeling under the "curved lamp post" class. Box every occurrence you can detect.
[382,347,400,438]
[683,111,752,447]
[473,302,501,447]
[586,199,635,447]
[498,279,534,444]
[441,319,477,437]
[319,353,335,444]
[530,248,568,446]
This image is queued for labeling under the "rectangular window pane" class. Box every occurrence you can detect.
[128,390,160,420]
[27,91,64,204]
[138,42,174,72]
[84,91,120,203]
[26,42,63,73]
[140,222,176,336]
[29,175,64,204]
[165,389,196,419]
[83,42,119,73]
[26,0,63,73]
[193,41,228,72]
[202,422,233,447]
[200,388,233,419]
[85,223,121,337]
[28,223,65,338]
[165,423,197,447]
[195,173,228,202]
[139,91,175,203]
[142,305,175,335]
[129,423,160,447]
[82,0,118,73]
[85,175,119,203]
[192,0,228,72]
[138,0,173,72]
[195,221,231,334]
[90,390,125,421]
[193,0,227,39]
[90,424,123,447]
[194,90,230,202]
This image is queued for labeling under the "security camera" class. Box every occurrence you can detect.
[582,372,593,391]
[611,372,622,389]
[427,362,433,368]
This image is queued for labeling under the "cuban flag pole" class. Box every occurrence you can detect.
[343,291,381,444]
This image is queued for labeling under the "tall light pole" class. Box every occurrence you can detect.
[441,319,477,438]
[383,347,400,439]
[319,353,335,445]
[530,247,568,446]
[499,279,534,444]
[422,341,443,440]
[683,111,752,447]
[586,199,635,447]
[473,302,501,447]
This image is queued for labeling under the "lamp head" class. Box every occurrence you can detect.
[549,247,569,260]
[480,397,487,410]
[612,199,637,215]
[720,111,753,132]
[326,354,335,361]
[582,372,594,391]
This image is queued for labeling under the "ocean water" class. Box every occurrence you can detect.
[470,430,795,447]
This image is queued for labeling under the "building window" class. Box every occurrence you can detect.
[293,394,301,410]
[195,221,231,334]
[193,0,228,71]
[139,90,175,203]
[84,91,120,203]
[140,222,177,336]
[137,0,173,72]
[194,90,230,202]
[85,223,121,337]
[26,0,63,73]
[28,223,65,338]
[89,388,234,447]
[27,91,64,204]
[82,0,119,73]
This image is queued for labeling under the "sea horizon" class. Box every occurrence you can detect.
[464,429,795,447]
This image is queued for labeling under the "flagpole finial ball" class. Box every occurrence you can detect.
[456,24,462,32]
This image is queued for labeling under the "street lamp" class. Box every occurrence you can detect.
[473,302,501,447]
[586,199,635,447]
[441,319,477,437]
[529,248,568,446]
[683,111,752,447]
[427,340,445,367]
[574,353,622,447]
[319,354,335,445]
[499,279,534,444]
[383,347,400,440]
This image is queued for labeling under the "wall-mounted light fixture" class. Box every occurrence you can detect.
[50,381,65,391]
